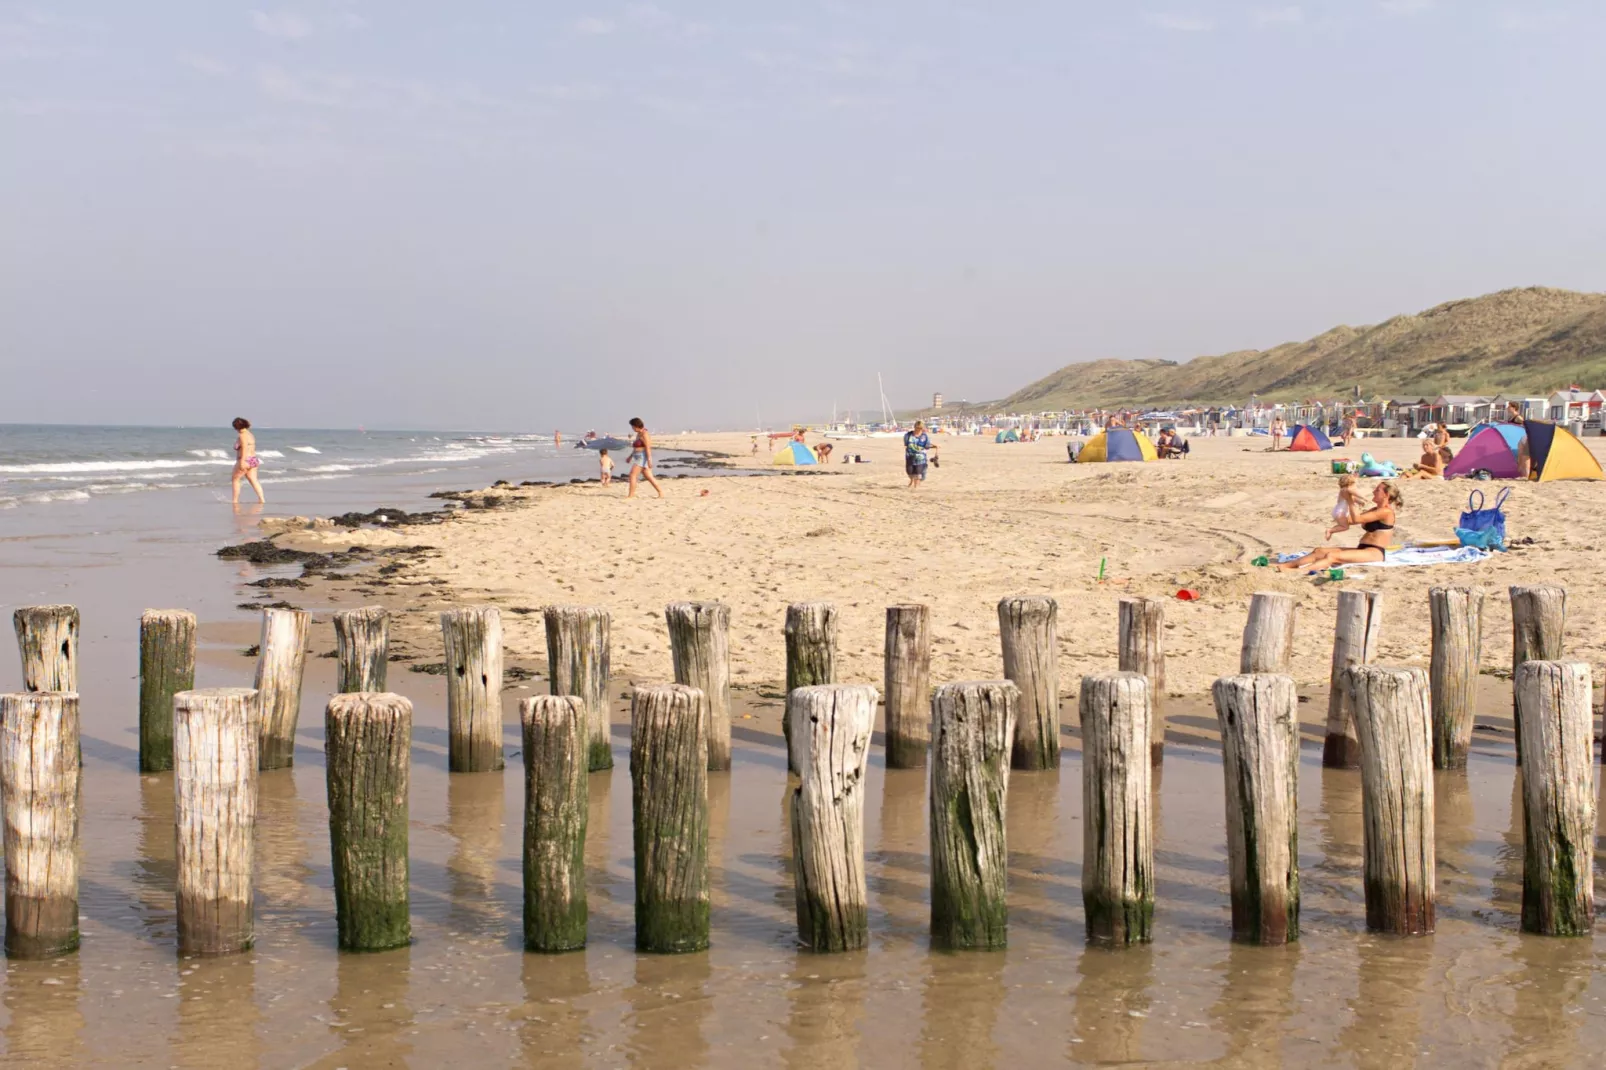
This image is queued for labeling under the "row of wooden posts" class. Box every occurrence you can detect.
[1,583,1588,962]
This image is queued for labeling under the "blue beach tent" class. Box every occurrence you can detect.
[772,441,818,466]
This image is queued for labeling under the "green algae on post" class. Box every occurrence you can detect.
[138,609,195,773]
[521,695,589,952]
[1,691,81,958]
[998,596,1058,772]
[1080,672,1154,947]
[1213,673,1300,945]
[544,605,612,772]
[630,684,709,953]
[789,685,876,952]
[325,692,412,952]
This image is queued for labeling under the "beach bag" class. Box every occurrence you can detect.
[1456,488,1510,552]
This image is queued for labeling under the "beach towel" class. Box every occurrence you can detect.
[1273,546,1491,568]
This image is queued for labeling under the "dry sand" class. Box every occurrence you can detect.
[298,431,1606,699]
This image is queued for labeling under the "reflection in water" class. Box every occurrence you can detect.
[134,773,178,942]
[3,957,85,1069]
[1006,766,1066,938]
[519,951,595,1069]
[873,767,928,937]
[1491,771,1524,916]
[782,955,866,1069]
[1433,770,1479,912]
[254,769,314,934]
[918,952,1004,1069]
[584,770,613,901]
[1070,945,1152,1063]
[1502,936,1592,1069]
[1314,767,1364,915]
[325,947,415,1068]
[708,770,732,907]
[446,772,507,933]
[173,955,260,1070]
[1208,943,1298,1068]
[1338,936,1429,1069]
[626,953,712,1068]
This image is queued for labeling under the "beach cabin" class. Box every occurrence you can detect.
[1429,396,1492,434]
[1546,390,1605,427]
[1490,394,1549,422]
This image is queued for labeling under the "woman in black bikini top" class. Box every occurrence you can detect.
[1276,482,1401,572]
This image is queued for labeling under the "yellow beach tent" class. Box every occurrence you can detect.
[1526,420,1604,482]
[1076,428,1158,463]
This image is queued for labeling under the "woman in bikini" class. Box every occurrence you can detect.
[1275,480,1401,571]
[625,417,664,499]
[231,417,266,505]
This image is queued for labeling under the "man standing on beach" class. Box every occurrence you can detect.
[904,420,935,489]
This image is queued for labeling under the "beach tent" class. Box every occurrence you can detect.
[994,428,1020,443]
[1445,424,1525,479]
[1076,429,1157,463]
[1524,421,1603,482]
[772,441,818,466]
[1287,425,1333,451]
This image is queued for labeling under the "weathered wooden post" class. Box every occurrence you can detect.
[784,602,837,774]
[1343,666,1434,936]
[521,695,589,952]
[544,605,611,772]
[13,605,78,692]
[334,606,389,693]
[929,680,1018,950]
[1515,661,1595,936]
[790,685,876,952]
[139,609,196,773]
[442,606,504,773]
[324,693,411,951]
[1239,593,1296,674]
[1080,672,1153,946]
[1117,597,1166,764]
[0,691,80,958]
[1429,586,1484,769]
[1212,674,1299,945]
[666,601,732,772]
[254,606,310,770]
[1509,585,1565,766]
[630,684,709,953]
[1323,590,1383,768]
[883,604,932,770]
[998,595,1059,771]
[174,688,259,955]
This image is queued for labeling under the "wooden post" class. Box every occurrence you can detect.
[0,692,80,958]
[1509,585,1565,766]
[883,604,932,770]
[254,607,310,770]
[442,606,504,773]
[1323,590,1383,769]
[544,605,611,772]
[630,684,709,953]
[784,602,837,774]
[998,595,1059,771]
[1429,586,1484,769]
[139,609,196,773]
[666,602,733,772]
[1342,666,1434,936]
[1515,661,1595,936]
[929,681,1018,950]
[1239,593,1296,674]
[174,688,259,955]
[789,684,876,952]
[521,695,588,952]
[1212,674,1299,945]
[13,605,78,692]
[334,606,389,693]
[324,693,411,952]
[1117,597,1166,765]
[1080,671,1153,946]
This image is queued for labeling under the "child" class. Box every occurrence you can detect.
[599,448,614,486]
[1326,474,1364,540]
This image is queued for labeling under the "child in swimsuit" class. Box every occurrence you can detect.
[1326,474,1363,540]
[599,448,613,486]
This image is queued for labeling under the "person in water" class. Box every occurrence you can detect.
[231,417,266,505]
[1277,481,1401,570]
[626,417,664,498]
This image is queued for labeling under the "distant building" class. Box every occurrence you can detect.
[932,392,944,410]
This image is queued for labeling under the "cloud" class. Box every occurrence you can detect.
[256,66,516,117]
[180,53,232,77]
[572,5,708,39]
[574,17,616,34]
[1498,9,1568,31]
[1143,12,1213,32]
[252,10,315,40]
[1378,0,1434,14]
[1252,6,1304,25]
[532,83,609,102]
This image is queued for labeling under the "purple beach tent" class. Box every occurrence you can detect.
[1443,422,1525,479]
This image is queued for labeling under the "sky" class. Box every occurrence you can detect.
[3,1,1604,431]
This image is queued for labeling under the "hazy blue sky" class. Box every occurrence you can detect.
[3,1,1602,431]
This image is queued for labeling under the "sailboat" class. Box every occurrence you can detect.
[867,373,905,437]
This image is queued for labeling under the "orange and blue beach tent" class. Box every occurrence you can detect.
[1076,429,1157,463]
[772,441,818,466]
[1287,425,1333,451]
[1522,421,1603,482]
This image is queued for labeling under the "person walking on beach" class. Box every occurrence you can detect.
[1270,416,1285,451]
[231,417,266,505]
[904,420,936,489]
[598,448,614,486]
[626,417,664,498]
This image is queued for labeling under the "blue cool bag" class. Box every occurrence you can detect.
[1456,488,1510,551]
